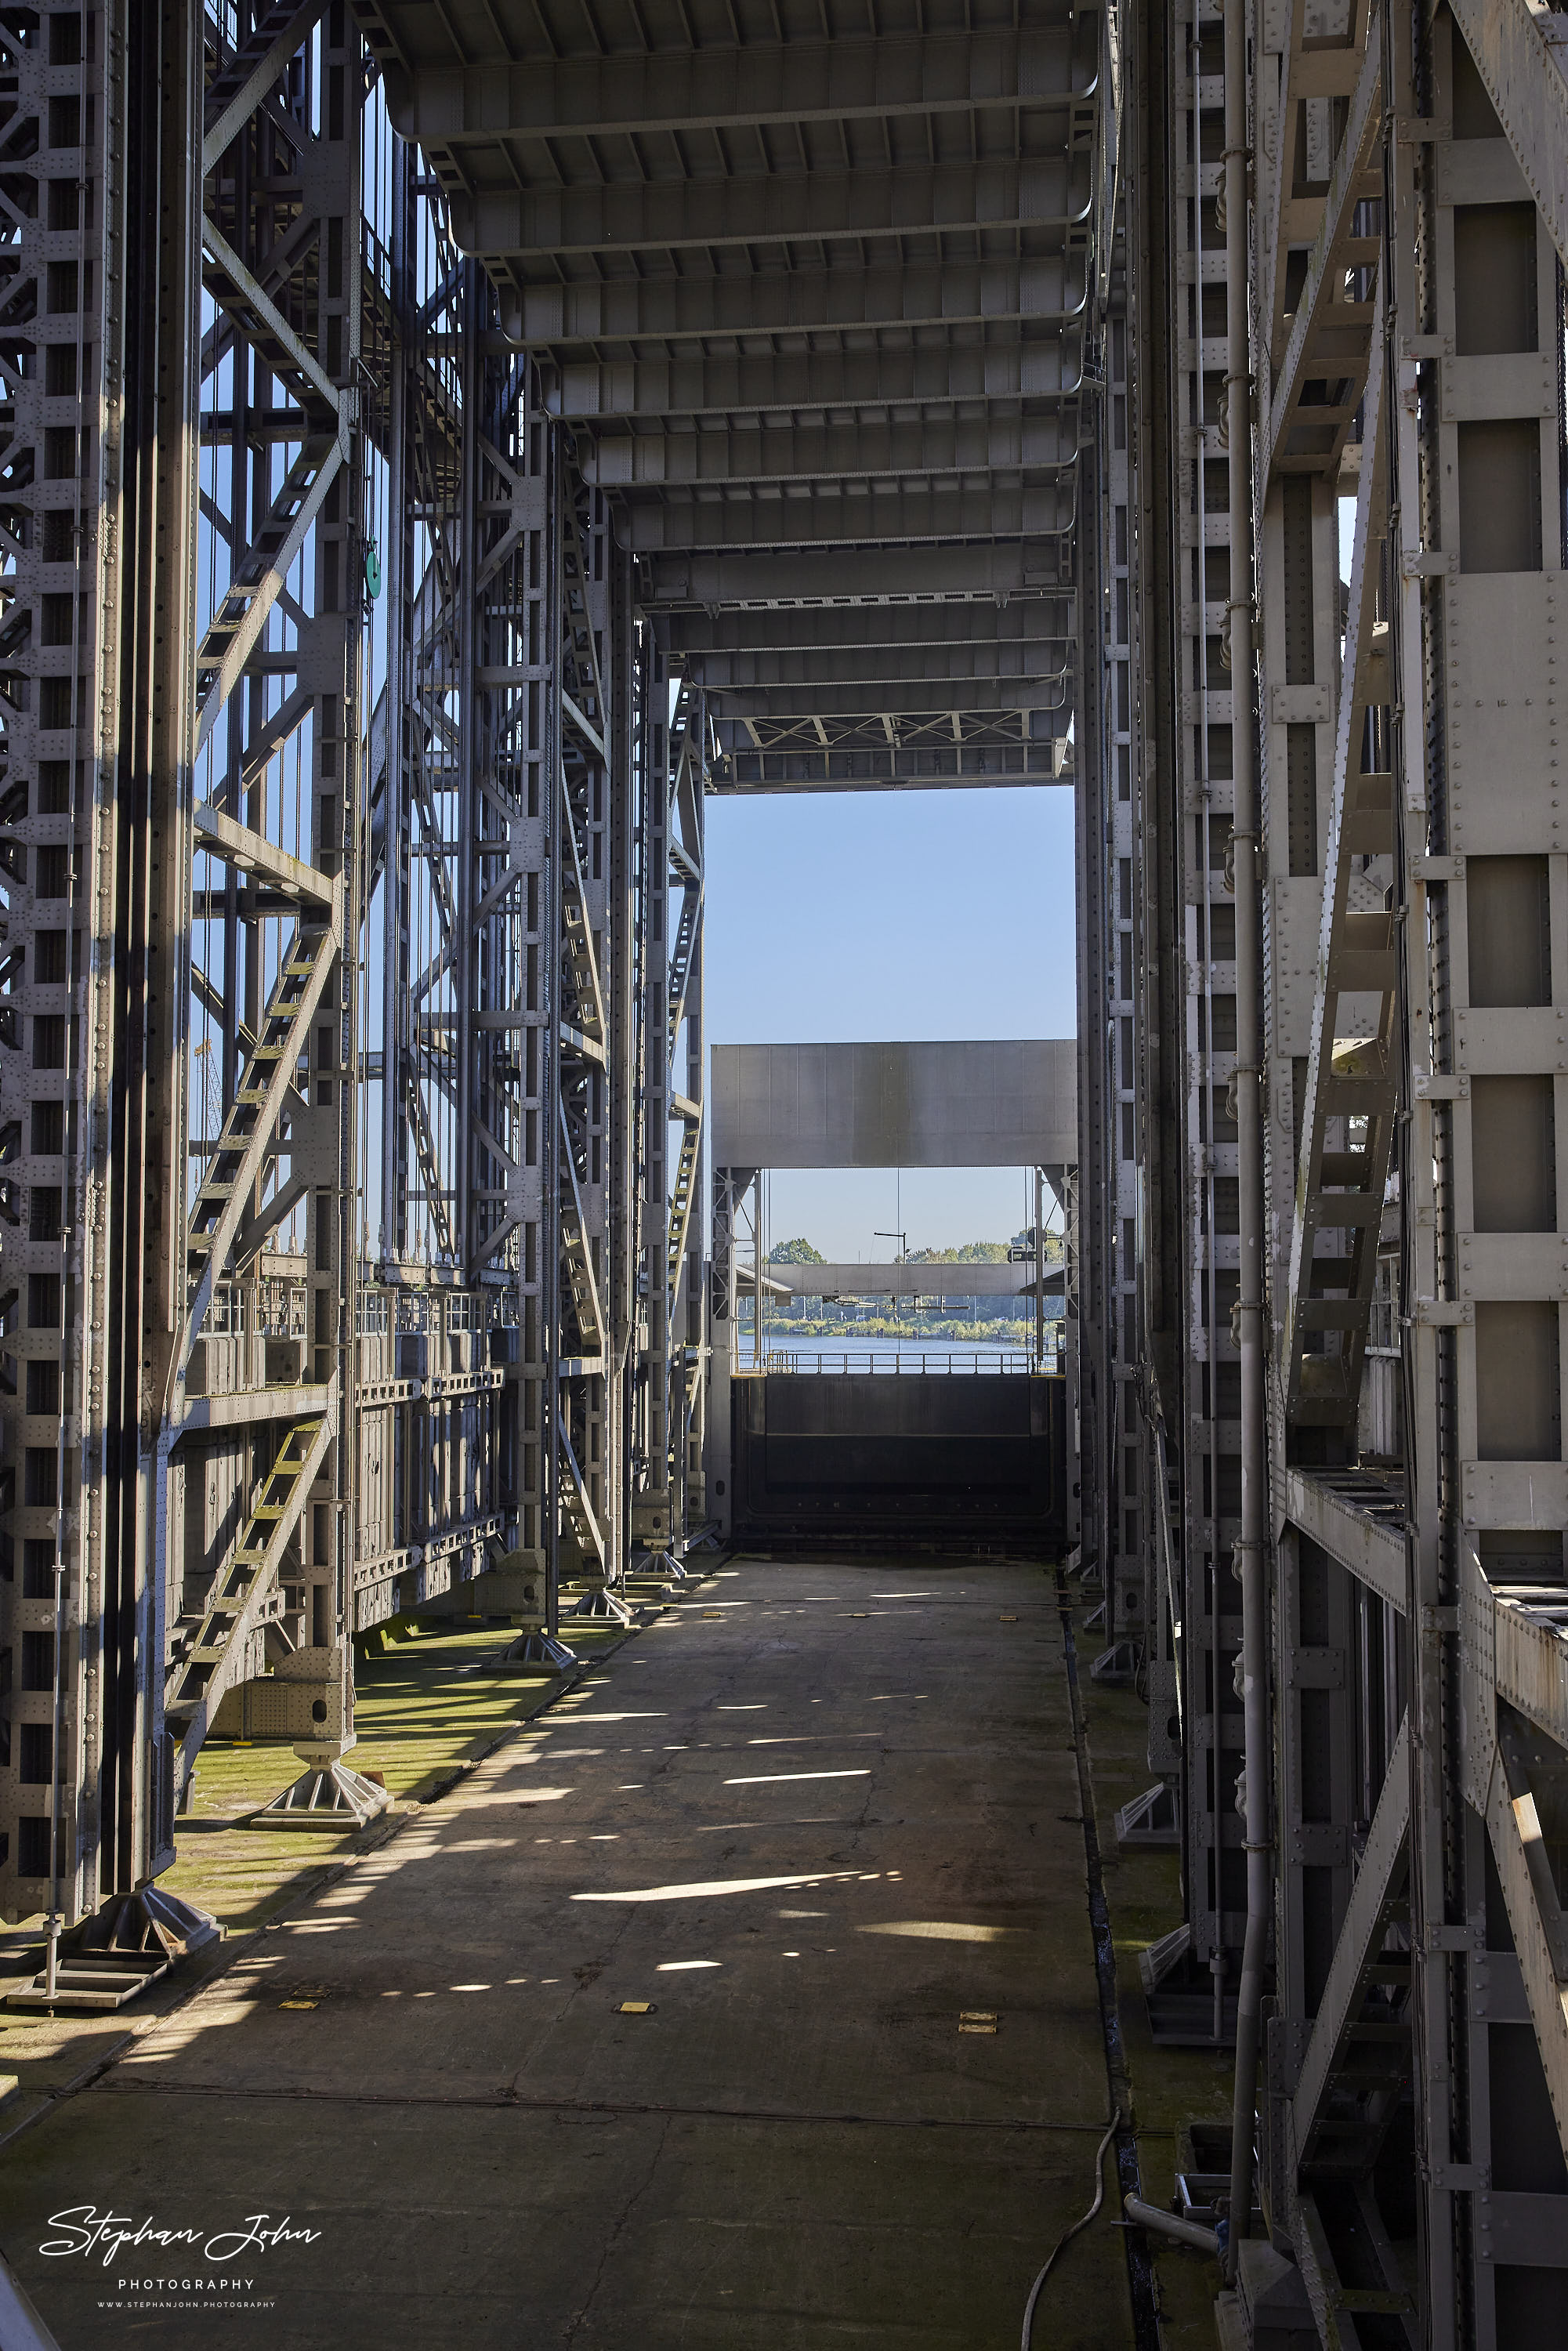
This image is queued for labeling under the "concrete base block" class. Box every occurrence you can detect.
[1237,2237,1316,2351]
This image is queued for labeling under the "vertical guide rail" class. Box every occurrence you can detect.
[1222,0,1269,2263]
[634,656,673,1553]
[1388,6,1464,2335]
[607,529,636,1595]
[1076,389,1114,1623]
[1174,0,1244,2012]
[0,0,205,1926]
[115,0,202,1891]
[1103,258,1150,1667]
[676,694,708,1535]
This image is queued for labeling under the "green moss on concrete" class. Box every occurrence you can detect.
[0,1610,666,2139]
[158,1619,638,1933]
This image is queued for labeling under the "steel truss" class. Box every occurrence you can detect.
[1093,0,1568,2335]
[0,1,709,1936]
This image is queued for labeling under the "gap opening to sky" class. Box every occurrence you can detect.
[703,784,1078,1262]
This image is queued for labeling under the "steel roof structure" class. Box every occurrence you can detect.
[357,0,1101,790]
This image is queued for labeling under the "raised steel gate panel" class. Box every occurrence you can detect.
[731,1374,1068,1551]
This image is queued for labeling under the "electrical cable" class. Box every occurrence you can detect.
[1019,2106,1122,2349]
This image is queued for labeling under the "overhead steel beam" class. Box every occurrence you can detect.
[542,338,1080,420]
[584,414,1079,489]
[502,257,1082,347]
[656,596,1074,654]
[617,484,1077,551]
[638,542,1068,605]
[709,744,1064,792]
[449,153,1089,260]
[701,676,1067,719]
[682,639,1069,689]
[381,29,1092,145]
[770,1260,1048,1299]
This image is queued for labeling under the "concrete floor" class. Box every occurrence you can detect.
[0,1556,1158,2349]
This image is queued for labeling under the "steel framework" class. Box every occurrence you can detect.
[3,0,1091,1940]
[2,0,1566,2340]
[1094,0,1568,2335]
[0,0,719,1940]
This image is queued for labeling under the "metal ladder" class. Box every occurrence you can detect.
[165,1410,326,1729]
[186,929,323,1271]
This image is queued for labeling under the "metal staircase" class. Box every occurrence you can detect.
[1281,333,1396,1425]
[668,1113,700,1310]
[194,436,338,712]
[165,1410,329,1748]
[668,882,700,1049]
[186,928,324,1273]
[557,1422,605,1572]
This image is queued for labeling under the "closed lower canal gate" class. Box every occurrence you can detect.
[730,1370,1070,1552]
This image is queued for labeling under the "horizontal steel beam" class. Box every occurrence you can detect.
[451,152,1089,259]
[712,765,1067,792]
[174,1378,335,1439]
[639,542,1067,605]
[657,596,1073,654]
[617,484,1076,550]
[584,414,1077,490]
[384,30,1092,144]
[710,741,1066,791]
[683,639,1068,688]
[770,1260,1040,1299]
[703,675,1066,717]
[1282,1467,1408,1617]
[502,257,1081,346]
[542,335,1080,420]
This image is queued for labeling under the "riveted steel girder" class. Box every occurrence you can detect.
[360,0,1077,64]
[450,153,1089,262]
[617,483,1076,550]
[708,734,1060,789]
[382,29,1092,147]
[359,0,1095,788]
[541,336,1081,420]
[702,674,1066,718]
[502,257,1082,346]
[637,542,1069,603]
[683,639,1068,688]
[583,412,1078,489]
[656,596,1074,654]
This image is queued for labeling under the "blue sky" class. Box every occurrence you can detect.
[702,783,1078,1260]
